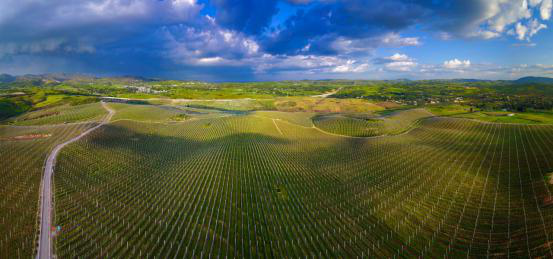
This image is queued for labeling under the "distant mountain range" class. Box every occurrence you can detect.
[1,73,553,84]
[0,74,16,83]
[513,76,553,84]
[0,73,160,84]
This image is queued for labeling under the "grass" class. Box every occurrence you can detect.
[429,104,553,124]
[49,104,553,258]
[454,111,545,124]
[428,104,473,116]
[519,110,553,124]
[34,95,65,108]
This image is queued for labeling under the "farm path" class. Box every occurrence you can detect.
[36,102,114,259]
[311,87,342,98]
[272,119,284,135]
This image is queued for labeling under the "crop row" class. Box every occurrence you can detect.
[9,102,107,126]
[0,122,98,258]
[52,112,553,258]
[313,108,432,137]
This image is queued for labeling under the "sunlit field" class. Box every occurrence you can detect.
[46,103,553,258]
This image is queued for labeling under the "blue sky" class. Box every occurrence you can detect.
[1,0,553,81]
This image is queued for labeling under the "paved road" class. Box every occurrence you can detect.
[36,102,114,259]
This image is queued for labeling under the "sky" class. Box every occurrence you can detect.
[1,0,553,81]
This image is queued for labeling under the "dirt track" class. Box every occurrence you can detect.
[36,102,114,259]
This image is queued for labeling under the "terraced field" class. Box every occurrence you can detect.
[50,105,553,258]
[0,122,98,257]
[313,108,433,137]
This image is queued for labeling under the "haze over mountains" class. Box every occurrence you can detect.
[2,73,553,85]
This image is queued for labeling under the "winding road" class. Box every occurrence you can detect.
[36,102,114,259]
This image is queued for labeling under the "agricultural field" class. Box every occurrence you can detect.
[273,97,385,113]
[252,111,315,127]
[427,104,474,116]
[45,104,553,258]
[313,108,433,137]
[108,103,232,123]
[6,103,107,126]
[454,111,553,124]
[1,100,553,258]
[0,122,99,257]
[108,103,187,122]
[175,99,276,112]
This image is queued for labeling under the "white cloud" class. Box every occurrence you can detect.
[388,53,410,61]
[541,0,553,20]
[514,19,547,40]
[472,30,501,39]
[380,53,417,72]
[443,59,471,69]
[379,33,420,47]
[451,0,551,41]
[332,60,369,73]
[385,61,417,72]
[0,0,202,56]
[197,56,224,64]
[163,21,261,65]
[325,33,420,55]
[515,22,529,40]
[485,0,532,33]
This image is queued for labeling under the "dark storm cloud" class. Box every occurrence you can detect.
[0,0,202,75]
[0,0,551,79]
[210,0,280,35]
[261,0,552,55]
[263,0,428,55]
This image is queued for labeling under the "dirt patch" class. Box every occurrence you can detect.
[1,134,52,141]
[543,196,553,207]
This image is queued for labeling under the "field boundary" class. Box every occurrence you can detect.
[311,116,435,139]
